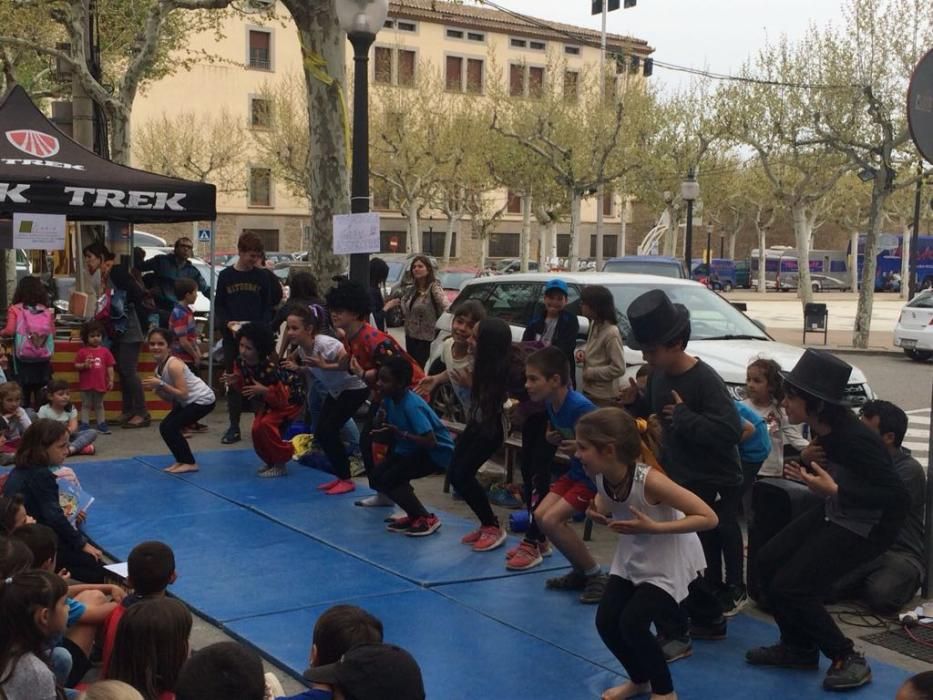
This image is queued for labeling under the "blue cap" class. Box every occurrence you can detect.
[544,278,569,295]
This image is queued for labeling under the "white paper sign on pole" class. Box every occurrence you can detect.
[332,212,380,255]
[12,213,67,250]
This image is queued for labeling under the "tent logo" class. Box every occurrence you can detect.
[5,129,60,158]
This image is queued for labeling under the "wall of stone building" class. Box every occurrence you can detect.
[135,214,309,259]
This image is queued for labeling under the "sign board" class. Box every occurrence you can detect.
[198,228,211,242]
[333,212,380,255]
[12,212,65,250]
[908,47,933,164]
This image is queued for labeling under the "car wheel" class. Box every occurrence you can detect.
[905,349,933,362]
[811,282,821,293]
[722,281,733,292]
[922,277,933,291]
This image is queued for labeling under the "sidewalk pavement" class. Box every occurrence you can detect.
[768,327,900,355]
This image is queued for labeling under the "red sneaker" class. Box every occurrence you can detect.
[406,515,441,537]
[317,479,342,491]
[506,540,543,570]
[79,444,96,456]
[461,528,483,545]
[472,526,507,552]
[324,479,355,495]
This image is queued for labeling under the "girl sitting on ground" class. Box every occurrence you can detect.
[0,381,32,457]
[38,379,98,457]
[141,328,216,475]
[222,323,304,478]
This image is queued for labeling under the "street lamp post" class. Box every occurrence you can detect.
[720,233,725,259]
[705,224,713,265]
[681,169,699,274]
[337,0,389,285]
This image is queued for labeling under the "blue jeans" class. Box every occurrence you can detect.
[69,429,97,452]
[308,377,361,456]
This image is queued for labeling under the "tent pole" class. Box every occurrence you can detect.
[207,221,216,388]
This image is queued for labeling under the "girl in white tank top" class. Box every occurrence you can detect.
[576,407,718,700]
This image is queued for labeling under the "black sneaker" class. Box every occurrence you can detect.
[405,515,441,537]
[823,652,871,691]
[657,635,693,663]
[689,617,728,640]
[579,573,608,604]
[746,643,820,670]
[221,427,241,445]
[546,570,588,591]
[719,584,749,618]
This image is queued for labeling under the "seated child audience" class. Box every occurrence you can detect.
[0,569,69,700]
[827,399,926,615]
[372,356,454,537]
[506,346,607,604]
[39,379,98,456]
[141,328,216,475]
[74,320,115,434]
[582,407,717,700]
[0,493,34,534]
[101,541,177,677]
[2,419,106,583]
[106,597,192,700]
[303,643,426,700]
[0,381,33,457]
[222,323,304,478]
[175,642,266,700]
[898,671,933,700]
[80,680,145,700]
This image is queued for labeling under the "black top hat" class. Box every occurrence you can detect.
[303,644,425,700]
[626,289,691,348]
[780,348,852,405]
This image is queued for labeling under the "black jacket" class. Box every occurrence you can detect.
[522,309,579,372]
[3,466,87,551]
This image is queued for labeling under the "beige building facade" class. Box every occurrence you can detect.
[131,0,653,263]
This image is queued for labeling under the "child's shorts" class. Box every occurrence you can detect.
[550,474,597,513]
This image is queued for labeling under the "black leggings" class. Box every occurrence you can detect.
[520,410,557,543]
[447,419,503,528]
[318,388,370,480]
[222,330,241,431]
[693,482,744,588]
[596,576,679,695]
[371,447,439,518]
[161,401,216,464]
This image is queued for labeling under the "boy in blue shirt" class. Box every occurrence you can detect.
[508,346,606,604]
[371,355,454,537]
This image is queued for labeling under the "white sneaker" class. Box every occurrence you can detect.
[354,492,394,507]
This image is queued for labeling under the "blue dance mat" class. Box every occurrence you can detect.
[76,451,911,699]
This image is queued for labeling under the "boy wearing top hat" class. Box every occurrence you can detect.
[619,289,743,659]
[747,349,908,691]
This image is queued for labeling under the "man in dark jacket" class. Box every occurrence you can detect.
[137,237,210,323]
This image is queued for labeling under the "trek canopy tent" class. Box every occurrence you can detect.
[0,85,215,222]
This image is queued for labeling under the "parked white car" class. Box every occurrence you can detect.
[893,290,933,362]
[429,272,875,405]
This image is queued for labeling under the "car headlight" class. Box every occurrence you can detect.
[726,383,747,401]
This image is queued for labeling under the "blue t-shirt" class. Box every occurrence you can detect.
[736,401,772,463]
[546,389,597,486]
[384,390,455,469]
[67,597,86,627]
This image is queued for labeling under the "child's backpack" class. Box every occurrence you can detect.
[13,304,53,362]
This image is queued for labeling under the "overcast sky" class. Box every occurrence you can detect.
[489,0,847,93]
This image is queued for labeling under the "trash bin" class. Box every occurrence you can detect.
[803,303,828,344]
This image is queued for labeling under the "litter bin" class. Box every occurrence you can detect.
[803,302,828,344]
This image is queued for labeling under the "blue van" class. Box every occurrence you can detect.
[602,255,687,278]
[691,258,738,291]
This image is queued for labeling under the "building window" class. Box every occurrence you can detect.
[509,64,524,97]
[488,233,520,258]
[589,234,619,258]
[467,32,485,42]
[506,190,521,214]
[423,229,457,257]
[446,28,464,39]
[248,167,272,207]
[247,29,272,70]
[374,46,392,84]
[563,70,579,103]
[565,45,581,55]
[380,231,407,253]
[446,55,484,94]
[384,20,394,29]
[398,49,416,87]
[510,64,545,98]
[510,38,527,48]
[602,190,614,217]
[249,97,271,129]
[528,66,545,98]
[556,234,570,257]
[397,21,417,32]
[529,40,546,51]
[242,228,279,251]
[374,47,416,87]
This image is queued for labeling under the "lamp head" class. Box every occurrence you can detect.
[680,175,699,202]
[336,0,389,36]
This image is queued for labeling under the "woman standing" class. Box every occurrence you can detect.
[83,242,149,429]
[383,256,447,367]
[576,285,625,407]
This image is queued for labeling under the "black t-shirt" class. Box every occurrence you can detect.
[215,266,276,326]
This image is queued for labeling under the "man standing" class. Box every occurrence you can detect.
[138,237,210,324]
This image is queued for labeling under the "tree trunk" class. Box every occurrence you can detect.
[595,187,605,270]
[849,230,859,293]
[108,109,130,165]
[548,220,558,264]
[442,215,458,266]
[727,231,737,260]
[478,234,488,271]
[757,227,767,295]
[662,204,675,256]
[288,3,349,289]
[569,191,582,272]
[853,177,889,348]
[900,224,911,301]
[406,206,420,254]
[792,204,814,308]
[520,193,533,272]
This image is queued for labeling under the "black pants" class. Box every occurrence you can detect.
[520,410,557,543]
[596,576,678,695]
[161,401,216,464]
[113,340,147,418]
[371,447,439,518]
[405,335,431,368]
[57,543,107,584]
[222,329,242,431]
[318,388,370,480]
[829,550,923,615]
[692,482,744,588]
[758,505,888,659]
[447,419,504,528]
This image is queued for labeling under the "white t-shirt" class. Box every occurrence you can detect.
[440,337,472,411]
[38,404,77,424]
[299,335,367,398]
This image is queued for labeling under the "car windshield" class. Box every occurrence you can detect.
[907,292,933,309]
[386,261,406,284]
[604,283,769,342]
[603,260,682,277]
[439,271,475,289]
